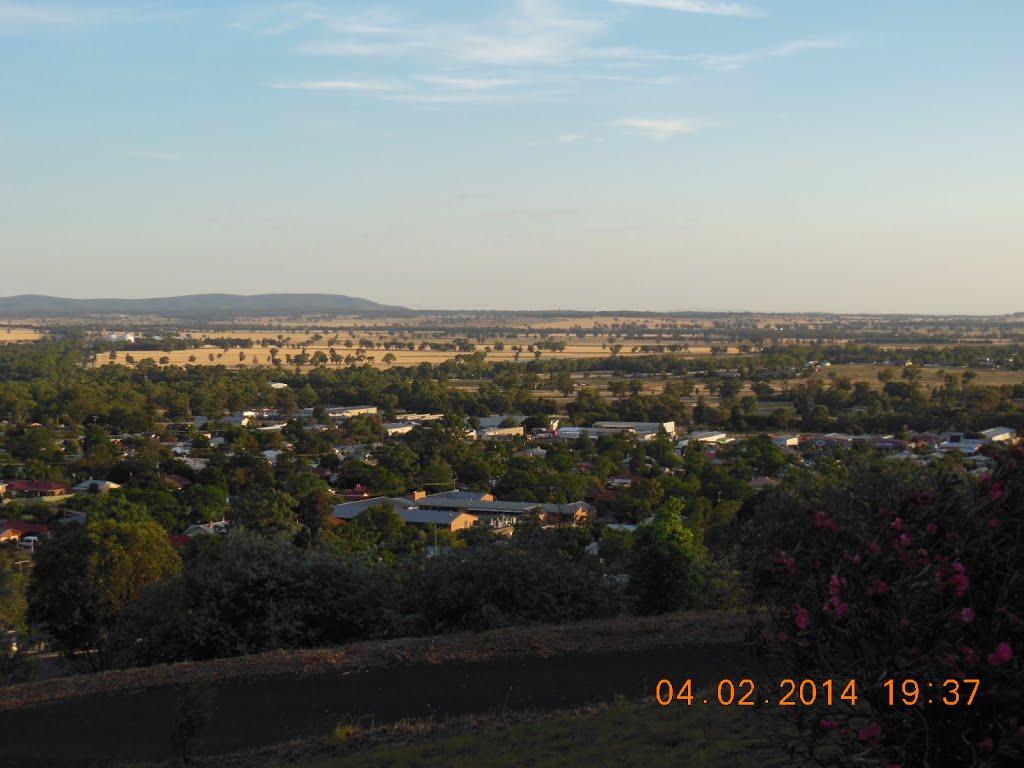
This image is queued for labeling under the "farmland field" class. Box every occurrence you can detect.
[0,326,45,343]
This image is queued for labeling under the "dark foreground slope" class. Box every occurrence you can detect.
[0,612,760,767]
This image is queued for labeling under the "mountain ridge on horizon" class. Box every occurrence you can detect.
[0,293,405,318]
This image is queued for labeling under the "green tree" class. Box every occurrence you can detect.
[229,488,299,538]
[27,519,182,665]
[628,498,706,614]
[338,503,422,562]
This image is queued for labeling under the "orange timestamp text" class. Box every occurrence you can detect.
[656,678,858,707]
[655,678,981,707]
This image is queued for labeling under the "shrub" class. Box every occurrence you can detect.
[743,448,1024,766]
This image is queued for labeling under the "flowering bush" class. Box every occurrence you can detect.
[743,448,1024,766]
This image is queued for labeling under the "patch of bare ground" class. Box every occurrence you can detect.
[0,609,761,711]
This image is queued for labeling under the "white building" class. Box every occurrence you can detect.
[980,427,1016,443]
[677,431,731,449]
[592,421,675,439]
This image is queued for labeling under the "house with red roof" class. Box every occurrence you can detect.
[0,518,50,543]
[5,480,71,497]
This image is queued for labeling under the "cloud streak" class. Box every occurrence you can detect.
[615,117,699,140]
[413,74,521,90]
[694,37,844,71]
[607,0,763,19]
[270,79,403,92]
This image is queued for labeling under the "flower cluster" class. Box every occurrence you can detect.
[746,446,1024,766]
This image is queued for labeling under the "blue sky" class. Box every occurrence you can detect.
[1,1,1021,313]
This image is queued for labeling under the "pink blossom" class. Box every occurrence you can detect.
[988,642,1013,666]
[961,607,975,624]
[777,631,789,643]
[991,482,1006,501]
[829,574,842,597]
[926,522,938,535]
[979,737,994,753]
[899,533,912,547]
[819,718,839,730]
[869,580,888,596]
[891,517,903,531]
[953,561,967,575]
[949,573,970,597]
[857,721,882,742]
[869,540,881,555]
[795,607,810,630]
[773,550,796,574]
[814,511,839,532]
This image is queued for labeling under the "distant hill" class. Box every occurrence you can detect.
[0,293,405,318]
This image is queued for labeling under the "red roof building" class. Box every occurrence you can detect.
[5,480,71,497]
[0,519,50,543]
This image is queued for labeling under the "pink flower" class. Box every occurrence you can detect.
[857,721,882,742]
[777,631,789,643]
[795,607,810,630]
[829,574,842,597]
[869,580,888,596]
[870,540,881,555]
[961,607,975,624]
[772,550,797,574]
[962,646,978,666]
[949,573,970,597]
[991,482,1005,501]
[819,718,839,730]
[926,522,938,535]
[899,533,912,547]
[979,737,994,753]
[814,511,839,531]
[988,642,1013,666]
[953,561,967,575]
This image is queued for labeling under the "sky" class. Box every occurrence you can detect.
[1,1,1022,314]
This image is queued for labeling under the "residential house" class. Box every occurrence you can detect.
[71,479,121,494]
[0,519,49,543]
[5,480,71,498]
[980,427,1016,443]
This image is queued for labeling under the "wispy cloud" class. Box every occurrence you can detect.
[229,2,330,36]
[0,2,193,32]
[413,74,521,90]
[296,0,611,67]
[615,117,699,140]
[607,0,763,19]
[0,3,79,26]
[270,79,403,92]
[559,132,586,143]
[694,37,843,71]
